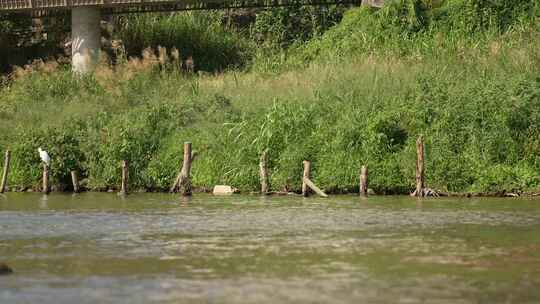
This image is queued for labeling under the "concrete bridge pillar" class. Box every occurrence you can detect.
[71,7,101,74]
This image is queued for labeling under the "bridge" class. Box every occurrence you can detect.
[1,0,384,73]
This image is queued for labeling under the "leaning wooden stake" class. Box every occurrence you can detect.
[120,160,128,195]
[359,165,368,196]
[71,170,80,193]
[170,142,193,196]
[303,177,329,198]
[301,160,328,198]
[259,149,269,194]
[42,163,50,194]
[302,160,311,197]
[0,150,10,193]
[413,135,425,197]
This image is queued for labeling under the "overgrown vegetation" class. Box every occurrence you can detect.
[0,16,69,74]
[116,12,252,71]
[1,0,539,193]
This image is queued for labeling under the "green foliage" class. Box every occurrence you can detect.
[8,123,84,189]
[3,52,540,193]
[116,12,252,72]
[291,0,540,68]
[0,16,68,73]
[437,0,539,34]
[81,103,183,189]
[251,6,344,48]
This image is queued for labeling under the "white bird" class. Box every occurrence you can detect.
[38,148,50,166]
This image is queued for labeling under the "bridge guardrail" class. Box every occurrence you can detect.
[1,0,31,10]
[1,0,371,13]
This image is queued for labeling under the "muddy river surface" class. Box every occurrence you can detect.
[1,193,540,303]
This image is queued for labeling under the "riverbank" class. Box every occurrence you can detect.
[2,52,540,195]
[2,184,539,198]
[1,2,539,195]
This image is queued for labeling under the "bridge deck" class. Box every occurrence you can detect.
[0,0,382,14]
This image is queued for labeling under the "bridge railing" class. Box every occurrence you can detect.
[1,0,30,10]
[1,0,118,10]
[1,0,376,13]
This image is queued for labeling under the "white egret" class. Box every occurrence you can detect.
[38,148,50,166]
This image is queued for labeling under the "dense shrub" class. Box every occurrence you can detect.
[116,12,252,72]
[294,0,540,67]
[8,122,85,190]
[251,6,344,48]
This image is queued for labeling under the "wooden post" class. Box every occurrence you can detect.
[120,160,128,195]
[0,150,10,193]
[414,135,425,197]
[300,160,328,198]
[170,149,197,194]
[182,142,192,181]
[302,160,311,197]
[180,142,192,196]
[259,149,269,194]
[71,170,80,193]
[42,163,50,194]
[360,165,368,196]
[171,142,193,196]
[302,177,329,198]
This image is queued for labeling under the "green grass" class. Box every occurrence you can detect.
[0,1,539,193]
[115,12,252,72]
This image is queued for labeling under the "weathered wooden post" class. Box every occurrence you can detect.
[359,165,368,196]
[42,163,50,194]
[302,160,311,197]
[169,142,193,195]
[71,170,80,193]
[180,142,192,196]
[300,160,328,198]
[120,160,128,195]
[303,178,329,198]
[414,135,425,197]
[259,149,269,194]
[169,142,195,195]
[0,150,10,193]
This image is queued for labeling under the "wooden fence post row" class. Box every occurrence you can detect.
[2,137,433,197]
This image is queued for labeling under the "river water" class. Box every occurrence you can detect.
[1,193,540,303]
